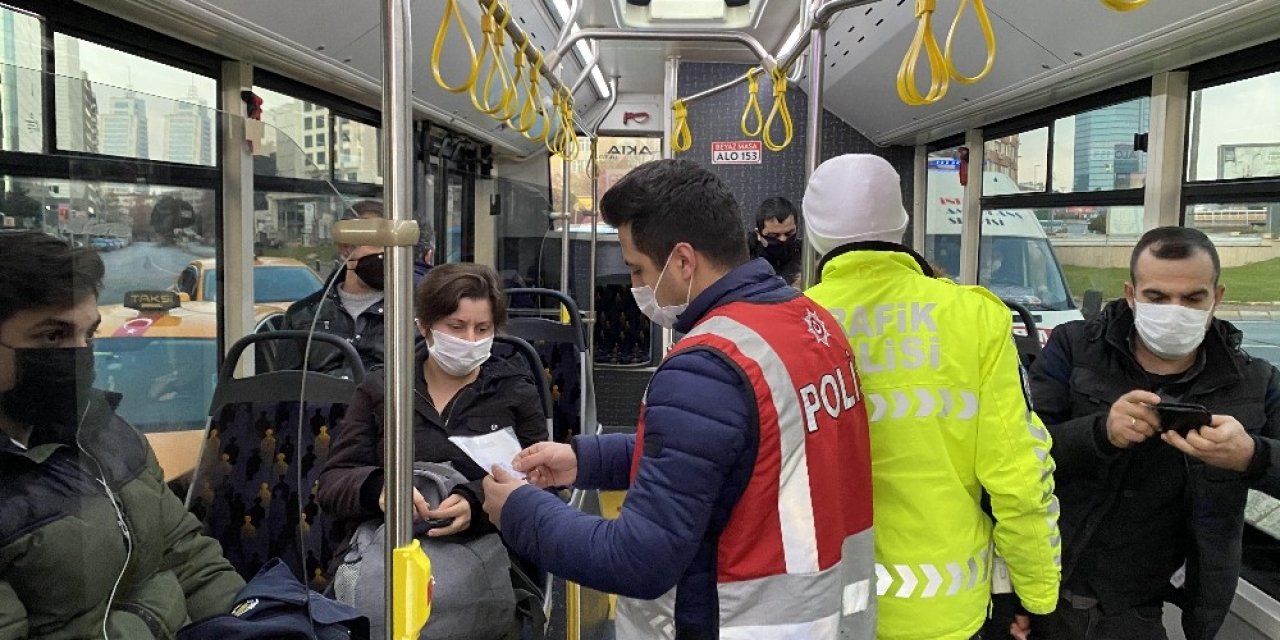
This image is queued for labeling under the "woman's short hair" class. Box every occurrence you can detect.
[414,263,507,330]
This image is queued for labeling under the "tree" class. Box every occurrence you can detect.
[151,195,198,243]
[1088,212,1107,235]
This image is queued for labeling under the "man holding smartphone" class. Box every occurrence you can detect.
[1028,226,1280,640]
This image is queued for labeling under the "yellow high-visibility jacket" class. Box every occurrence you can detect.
[806,249,1061,640]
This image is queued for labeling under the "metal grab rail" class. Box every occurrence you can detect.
[676,0,878,107]
[477,0,572,95]
[548,28,778,73]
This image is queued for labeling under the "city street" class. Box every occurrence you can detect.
[1235,319,1280,366]
[99,241,214,305]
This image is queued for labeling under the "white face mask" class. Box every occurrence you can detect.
[632,253,692,330]
[1133,301,1212,360]
[428,330,493,377]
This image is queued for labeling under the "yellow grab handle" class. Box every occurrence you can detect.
[392,540,433,640]
[944,0,996,85]
[545,92,567,155]
[762,69,794,152]
[471,5,516,115]
[1101,0,1150,11]
[897,0,949,106]
[500,49,528,125]
[671,100,692,153]
[432,0,479,94]
[558,88,579,160]
[740,69,764,137]
[518,63,547,139]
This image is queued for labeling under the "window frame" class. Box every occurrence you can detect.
[1181,46,1280,212]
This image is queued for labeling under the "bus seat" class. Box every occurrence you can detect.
[504,288,596,442]
[492,334,555,442]
[186,331,366,585]
[1004,300,1043,369]
[594,274,651,366]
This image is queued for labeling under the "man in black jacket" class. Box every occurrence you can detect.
[747,196,802,286]
[1028,226,1280,640]
[274,201,388,376]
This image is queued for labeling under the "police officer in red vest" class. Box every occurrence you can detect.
[483,159,876,640]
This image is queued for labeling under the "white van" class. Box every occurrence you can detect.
[926,169,1083,342]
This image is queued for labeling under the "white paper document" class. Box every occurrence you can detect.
[448,427,527,479]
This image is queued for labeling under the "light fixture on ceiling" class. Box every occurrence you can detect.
[546,0,612,99]
[614,0,760,29]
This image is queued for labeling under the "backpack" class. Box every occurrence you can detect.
[178,558,369,640]
[333,462,516,640]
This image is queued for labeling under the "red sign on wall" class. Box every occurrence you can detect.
[711,140,763,165]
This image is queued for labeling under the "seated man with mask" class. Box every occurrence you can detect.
[0,231,243,638]
[275,229,386,376]
[1028,226,1280,640]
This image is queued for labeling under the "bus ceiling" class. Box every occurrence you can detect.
[93,0,1280,154]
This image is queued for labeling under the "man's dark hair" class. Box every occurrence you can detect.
[755,197,798,232]
[600,159,749,269]
[351,200,383,218]
[0,231,105,325]
[1130,226,1221,284]
[414,262,507,330]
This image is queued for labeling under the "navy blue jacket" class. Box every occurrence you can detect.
[177,558,368,640]
[499,259,794,637]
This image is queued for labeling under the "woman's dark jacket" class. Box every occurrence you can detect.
[317,351,546,559]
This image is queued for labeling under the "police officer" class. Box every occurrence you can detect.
[482,159,877,639]
[803,154,1062,640]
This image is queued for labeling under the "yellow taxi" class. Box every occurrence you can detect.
[94,290,282,483]
[173,257,323,314]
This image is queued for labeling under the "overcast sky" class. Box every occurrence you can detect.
[1011,73,1280,190]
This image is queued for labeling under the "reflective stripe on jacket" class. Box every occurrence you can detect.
[618,295,877,639]
[806,246,1061,640]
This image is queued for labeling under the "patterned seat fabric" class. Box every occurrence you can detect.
[594,282,651,366]
[190,399,348,588]
[528,340,581,443]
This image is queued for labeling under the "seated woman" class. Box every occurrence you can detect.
[317,263,547,544]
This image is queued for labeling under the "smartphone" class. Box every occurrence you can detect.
[1157,401,1212,437]
[412,517,456,537]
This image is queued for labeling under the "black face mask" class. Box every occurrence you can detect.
[761,235,800,267]
[352,253,385,291]
[1,344,96,447]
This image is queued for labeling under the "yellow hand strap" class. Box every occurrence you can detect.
[558,88,579,160]
[1100,0,1150,11]
[432,0,479,94]
[762,68,794,152]
[671,100,692,153]
[518,62,546,139]
[944,0,996,85]
[897,0,949,106]
[500,49,527,124]
[471,4,516,115]
[740,68,764,137]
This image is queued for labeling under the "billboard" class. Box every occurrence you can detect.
[1218,143,1280,180]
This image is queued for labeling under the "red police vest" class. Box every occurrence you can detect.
[626,296,877,638]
